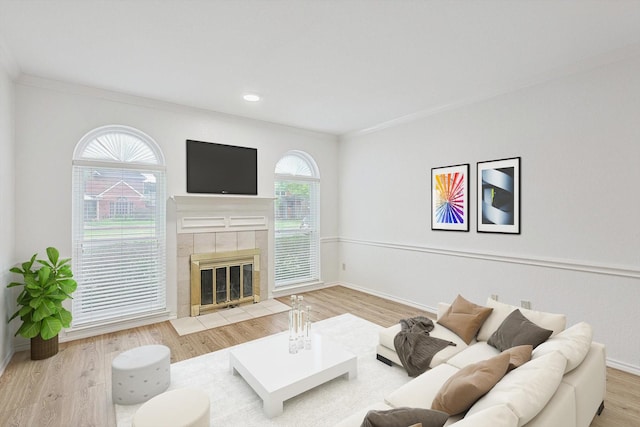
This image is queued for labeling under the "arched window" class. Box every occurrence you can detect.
[274,151,320,287]
[71,125,166,326]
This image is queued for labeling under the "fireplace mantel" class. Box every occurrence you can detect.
[171,194,275,234]
[171,194,275,210]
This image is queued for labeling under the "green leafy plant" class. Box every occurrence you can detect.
[7,247,77,340]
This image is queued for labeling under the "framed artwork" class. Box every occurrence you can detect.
[477,157,520,234]
[431,163,469,231]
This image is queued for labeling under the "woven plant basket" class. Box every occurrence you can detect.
[31,334,59,360]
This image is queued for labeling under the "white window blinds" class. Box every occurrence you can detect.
[274,152,320,287]
[72,126,166,326]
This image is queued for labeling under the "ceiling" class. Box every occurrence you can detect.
[1,1,640,136]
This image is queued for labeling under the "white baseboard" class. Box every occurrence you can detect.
[606,357,640,376]
[270,280,333,299]
[62,310,173,342]
[7,310,175,352]
[0,348,15,378]
[337,281,437,314]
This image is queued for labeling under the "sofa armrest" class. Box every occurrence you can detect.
[561,341,606,427]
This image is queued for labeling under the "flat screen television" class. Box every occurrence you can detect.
[186,140,258,195]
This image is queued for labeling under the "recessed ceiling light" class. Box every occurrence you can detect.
[243,93,261,102]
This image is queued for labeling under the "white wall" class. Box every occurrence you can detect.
[13,77,339,333]
[338,55,640,373]
[0,57,16,373]
[9,56,640,373]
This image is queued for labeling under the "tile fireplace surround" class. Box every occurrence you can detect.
[173,195,274,318]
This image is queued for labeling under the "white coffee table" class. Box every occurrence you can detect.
[229,331,357,418]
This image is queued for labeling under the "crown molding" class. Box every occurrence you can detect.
[343,43,640,139]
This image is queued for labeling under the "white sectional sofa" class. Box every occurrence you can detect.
[337,297,606,427]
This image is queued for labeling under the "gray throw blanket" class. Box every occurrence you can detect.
[394,316,456,377]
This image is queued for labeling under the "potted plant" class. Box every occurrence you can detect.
[6,247,77,360]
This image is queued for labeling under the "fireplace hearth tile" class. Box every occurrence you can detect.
[169,299,292,336]
[220,310,253,324]
[242,305,273,318]
[219,306,245,316]
[260,299,291,313]
[170,317,206,335]
[198,312,230,329]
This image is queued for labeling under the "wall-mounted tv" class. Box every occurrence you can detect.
[186,140,258,195]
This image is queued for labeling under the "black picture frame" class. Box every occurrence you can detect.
[477,157,521,234]
[431,163,470,231]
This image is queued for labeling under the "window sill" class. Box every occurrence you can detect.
[271,280,327,298]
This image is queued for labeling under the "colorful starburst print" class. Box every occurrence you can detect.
[434,172,466,224]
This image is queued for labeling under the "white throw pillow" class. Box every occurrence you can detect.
[451,404,518,427]
[518,305,566,337]
[476,298,515,342]
[532,321,593,373]
[437,302,451,321]
[465,351,567,427]
[477,298,566,342]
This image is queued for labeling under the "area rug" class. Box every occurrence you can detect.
[115,313,410,426]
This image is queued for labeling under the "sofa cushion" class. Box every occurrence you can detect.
[445,342,500,369]
[431,352,510,415]
[449,404,518,427]
[437,295,493,344]
[360,407,448,427]
[502,345,532,372]
[487,309,552,351]
[532,321,592,373]
[466,351,567,427]
[477,298,566,342]
[386,364,460,409]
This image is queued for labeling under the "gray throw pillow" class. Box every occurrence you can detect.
[487,309,553,351]
[360,407,448,427]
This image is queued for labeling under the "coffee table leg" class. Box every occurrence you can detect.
[230,358,239,375]
[263,396,283,418]
[346,359,358,380]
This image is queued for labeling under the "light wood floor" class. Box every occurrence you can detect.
[0,286,638,426]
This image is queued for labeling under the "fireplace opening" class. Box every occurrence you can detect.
[190,249,260,316]
[200,263,253,305]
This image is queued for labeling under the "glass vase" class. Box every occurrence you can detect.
[288,295,298,354]
[297,295,305,349]
[304,305,312,350]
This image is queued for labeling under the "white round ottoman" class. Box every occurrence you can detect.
[132,388,210,427]
[112,344,171,405]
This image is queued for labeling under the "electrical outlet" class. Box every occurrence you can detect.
[521,300,531,309]
[342,263,346,271]
[491,294,499,301]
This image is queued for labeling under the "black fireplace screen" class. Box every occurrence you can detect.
[201,262,253,305]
